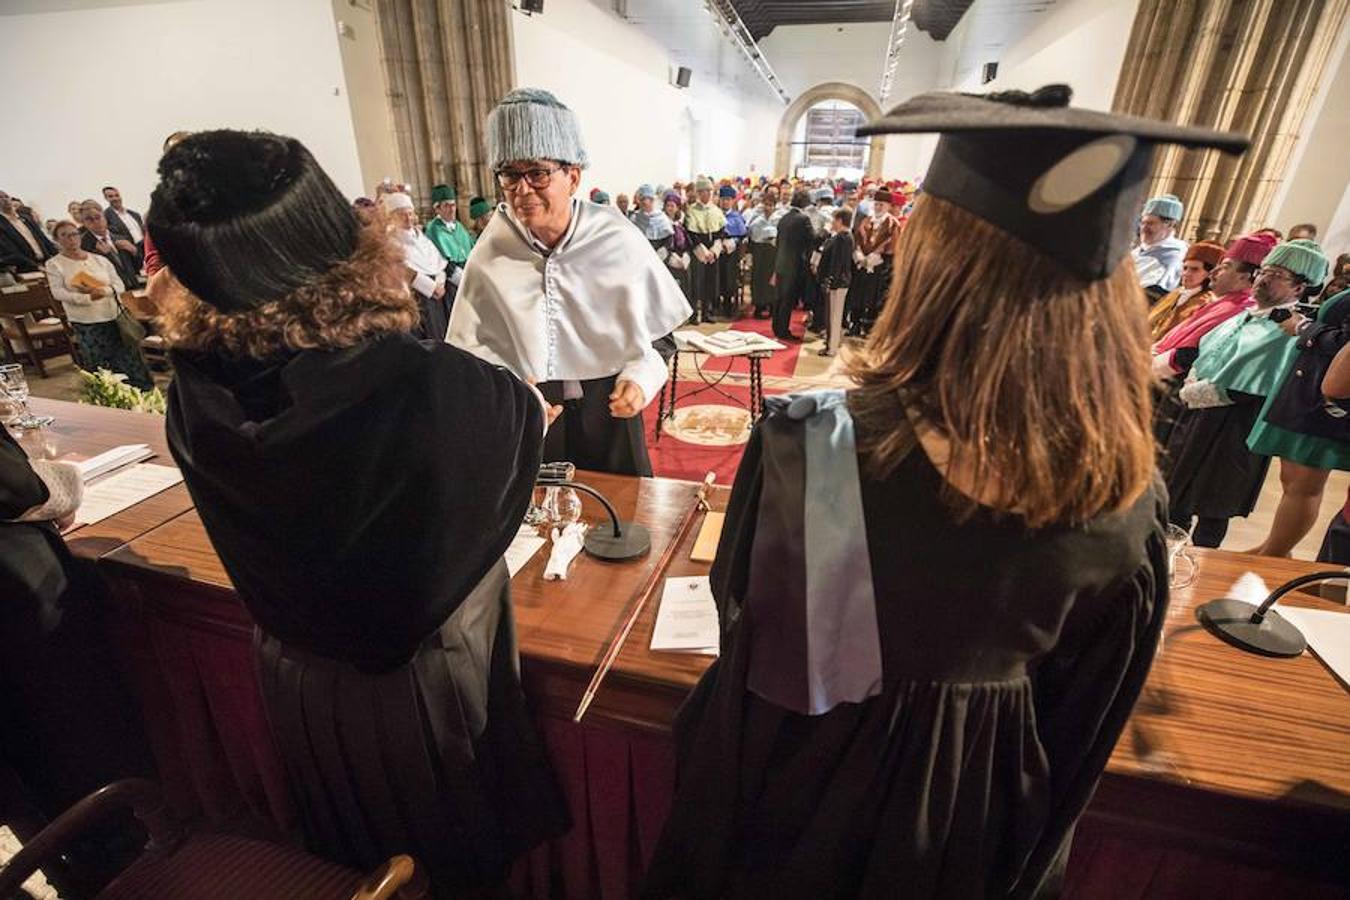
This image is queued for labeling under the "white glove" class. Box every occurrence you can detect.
[669,253,690,271]
[1179,377,1231,409]
[865,252,883,269]
[852,249,865,265]
[693,244,713,264]
[544,522,588,580]
[722,238,737,254]
[656,246,670,262]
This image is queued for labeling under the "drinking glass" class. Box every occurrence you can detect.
[543,486,582,526]
[0,364,53,429]
[1164,523,1197,590]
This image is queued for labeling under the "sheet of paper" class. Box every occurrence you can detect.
[70,463,182,527]
[74,444,154,482]
[651,575,719,655]
[1276,606,1350,690]
[505,524,546,578]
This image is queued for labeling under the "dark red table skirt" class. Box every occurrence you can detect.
[104,583,1348,899]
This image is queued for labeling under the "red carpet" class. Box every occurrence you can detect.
[643,382,754,483]
[724,308,808,377]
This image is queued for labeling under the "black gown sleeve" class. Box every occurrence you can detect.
[1013,496,1170,898]
[709,421,766,635]
[0,427,48,519]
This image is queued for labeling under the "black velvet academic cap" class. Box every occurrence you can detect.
[856,85,1250,281]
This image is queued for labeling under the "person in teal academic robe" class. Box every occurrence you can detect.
[424,183,476,275]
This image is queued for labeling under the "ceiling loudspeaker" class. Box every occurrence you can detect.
[982,61,999,84]
[675,66,692,88]
[520,0,544,13]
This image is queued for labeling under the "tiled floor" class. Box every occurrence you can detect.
[0,826,58,899]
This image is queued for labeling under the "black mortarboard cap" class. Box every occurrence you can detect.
[856,85,1250,281]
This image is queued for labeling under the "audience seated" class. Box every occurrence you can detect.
[0,189,56,273]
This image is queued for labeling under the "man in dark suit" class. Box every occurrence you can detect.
[102,186,145,255]
[771,189,814,341]
[0,189,56,273]
[79,205,142,288]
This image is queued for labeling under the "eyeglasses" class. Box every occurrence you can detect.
[1257,267,1299,284]
[495,164,564,190]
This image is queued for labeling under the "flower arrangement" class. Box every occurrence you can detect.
[77,368,167,415]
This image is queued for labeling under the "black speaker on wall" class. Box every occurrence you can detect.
[675,66,692,88]
[981,61,998,84]
[520,0,544,13]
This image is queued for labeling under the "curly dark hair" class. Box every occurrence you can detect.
[156,225,417,358]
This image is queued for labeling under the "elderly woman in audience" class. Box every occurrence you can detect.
[44,219,153,389]
[147,129,567,897]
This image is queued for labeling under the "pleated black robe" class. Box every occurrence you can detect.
[645,399,1169,899]
[1162,391,1270,521]
[166,333,568,895]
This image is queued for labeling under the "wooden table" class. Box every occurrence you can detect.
[21,404,1350,896]
[20,398,192,560]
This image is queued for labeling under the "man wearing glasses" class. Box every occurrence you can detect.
[1161,237,1326,548]
[448,88,691,476]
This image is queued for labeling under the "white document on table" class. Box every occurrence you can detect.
[1277,606,1350,690]
[70,463,182,527]
[75,444,154,482]
[651,575,720,655]
[505,524,547,577]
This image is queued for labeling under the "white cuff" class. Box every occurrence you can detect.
[522,379,552,436]
[16,460,83,523]
[1150,352,1179,379]
[411,271,437,297]
[617,347,669,412]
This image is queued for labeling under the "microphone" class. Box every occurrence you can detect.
[1195,569,1349,657]
[536,475,651,561]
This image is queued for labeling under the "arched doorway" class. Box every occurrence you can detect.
[775,82,885,179]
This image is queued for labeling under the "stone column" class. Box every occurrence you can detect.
[1113,0,1348,240]
[374,0,516,215]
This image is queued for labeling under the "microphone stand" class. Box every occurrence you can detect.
[536,477,651,561]
[1196,569,1349,657]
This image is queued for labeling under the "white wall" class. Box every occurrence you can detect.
[1268,23,1350,260]
[757,22,948,180]
[0,0,364,221]
[942,0,1140,107]
[511,1,783,195]
[331,0,398,196]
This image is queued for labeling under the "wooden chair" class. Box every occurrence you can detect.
[0,282,77,378]
[0,780,429,900]
[122,288,171,371]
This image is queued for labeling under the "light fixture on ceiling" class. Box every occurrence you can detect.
[704,0,790,104]
[879,0,915,105]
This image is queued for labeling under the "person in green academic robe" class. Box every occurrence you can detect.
[424,184,476,283]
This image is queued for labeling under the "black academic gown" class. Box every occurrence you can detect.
[1162,391,1270,521]
[166,333,568,895]
[0,430,152,835]
[645,398,1169,899]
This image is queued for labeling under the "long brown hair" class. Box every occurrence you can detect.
[157,225,417,358]
[848,194,1155,528]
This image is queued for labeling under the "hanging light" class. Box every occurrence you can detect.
[879,0,915,105]
[705,0,791,104]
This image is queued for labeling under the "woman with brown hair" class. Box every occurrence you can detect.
[148,129,567,897]
[644,86,1246,899]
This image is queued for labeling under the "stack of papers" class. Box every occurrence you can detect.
[70,463,182,528]
[650,575,720,655]
[75,444,154,482]
[674,330,785,357]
